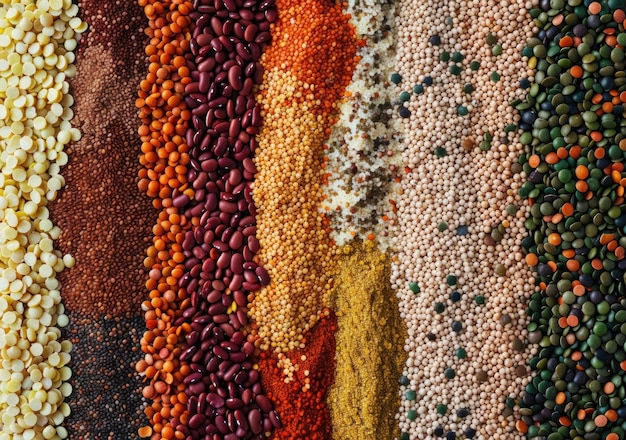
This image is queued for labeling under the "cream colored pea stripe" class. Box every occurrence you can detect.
[0,1,85,439]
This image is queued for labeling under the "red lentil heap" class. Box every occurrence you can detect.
[48,0,158,438]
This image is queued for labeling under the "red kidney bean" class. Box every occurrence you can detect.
[255,31,270,44]
[228,118,240,138]
[208,303,226,316]
[222,0,236,11]
[234,370,248,385]
[255,266,270,286]
[230,351,247,364]
[234,409,248,430]
[187,331,200,346]
[208,393,225,409]
[230,253,243,274]
[265,8,278,22]
[242,245,253,262]
[248,409,262,434]
[236,309,248,326]
[229,274,243,291]
[223,18,234,36]
[247,235,260,253]
[235,42,251,61]
[189,413,205,430]
[241,389,253,406]
[180,345,198,363]
[243,270,257,284]
[206,355,221,372]
[228,231,243,251]
[249,43,261,61]
[206,289,221,303]
[227,412,237,432]
[244,23,257,43]
[198,57,216,72]
[213,345,229,360]
[242,341,254,356]
[242,157,256,174]
[229,313,242,330]
[199,71,211,93]
[172,193,190,208]
[238,215,254,227]
[226,99,236,118]
[212,240,229,252]
[259,0,273,11]
[219,35,233,51]
[214,313,229,324]
[225,396,243,410]
[210,16,223,36]
[255,395,272,413]
[188,381,206,395]
[219,201,238,214]
[269,410,282,428]
[185,372,203,385]
[197,33,212,47]
[228,65,243,91]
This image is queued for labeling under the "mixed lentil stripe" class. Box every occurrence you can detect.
[518,1,626,439]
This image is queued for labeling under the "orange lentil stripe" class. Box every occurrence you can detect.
[136,0,194,438]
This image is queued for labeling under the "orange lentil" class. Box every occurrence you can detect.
[559,35,573,47]
[528,154,541,168]
[566,259,580,272]
[570,65,584,78]
[588,2,602,14]
[556,147,568,159]
[525,253,538,266]
[548,233,562,246]
[594,414,608,428]
[545,151,559,164]
[575,165,589,179]
[575,180,588,192]
[569,144,582,159]
[591,131,603,142]
[566,315,579,327]
[562,249,576,259]
[606,409,618,422]
[561,202,574,217]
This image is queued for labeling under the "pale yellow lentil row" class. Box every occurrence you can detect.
[0,1,85,439]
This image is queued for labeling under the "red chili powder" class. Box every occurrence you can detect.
[258,311,337,439]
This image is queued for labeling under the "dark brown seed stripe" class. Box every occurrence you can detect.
[52,0,154,438]
[174,0,280,438]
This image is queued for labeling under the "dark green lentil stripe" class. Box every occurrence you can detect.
[519,0,626,439]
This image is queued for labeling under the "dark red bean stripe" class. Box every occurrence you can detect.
[172,0,279,438]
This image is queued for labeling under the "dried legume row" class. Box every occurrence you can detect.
[248,0,358,438]
[171,0,280,438]
[320,0,401,248]
[518,2,626,439]
[135,1,195,438]
[0,1,85,439]
[390,0,536,438]
[249,0,357,355]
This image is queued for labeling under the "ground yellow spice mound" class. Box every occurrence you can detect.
[327,240,407,440]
